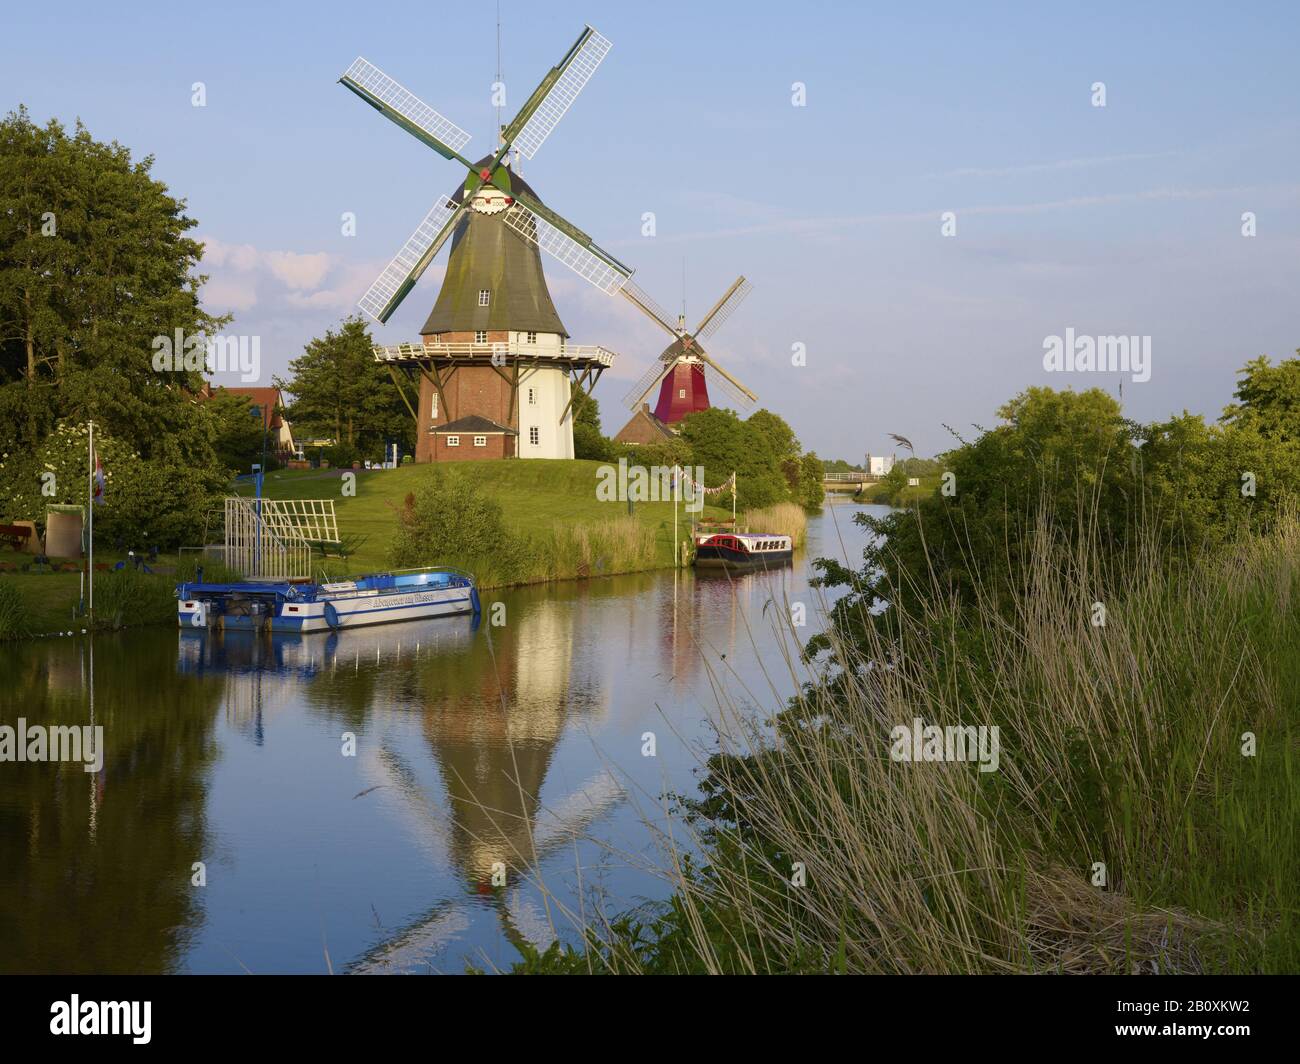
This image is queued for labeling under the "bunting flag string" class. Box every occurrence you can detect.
[677,470,736,496]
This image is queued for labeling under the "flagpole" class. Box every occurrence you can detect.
[87,420,94,619]
[673,464,678,568]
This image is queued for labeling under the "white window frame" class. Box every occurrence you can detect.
[529,426,539,446]
[474,330,487,344]
[446,435,460,447]
[430,392,438,419]
[473,435,487,447]
[526,331,537,344]
[527,387,536,406]
[678,388,686,399]
[478,289,490,306]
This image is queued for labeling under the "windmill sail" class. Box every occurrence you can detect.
[509,27,613,159]
[700,361,757,410]
[358,196,463,323]
[695,276,752,340]
[622,360,673,410]
[502,201,630,295]
[340,58,472,160]
[620,280,680,336]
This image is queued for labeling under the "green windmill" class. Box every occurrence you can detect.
[339,25,631,324]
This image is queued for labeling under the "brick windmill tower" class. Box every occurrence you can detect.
[339,27,633,461]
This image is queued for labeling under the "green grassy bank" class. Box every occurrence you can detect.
[235,460,728,580]
[3,459,790,639]
[855,472,943,506]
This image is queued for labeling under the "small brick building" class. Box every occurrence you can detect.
[428,414,517,461]
[613,403,676,446]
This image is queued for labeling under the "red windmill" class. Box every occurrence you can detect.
[620,276,757,424]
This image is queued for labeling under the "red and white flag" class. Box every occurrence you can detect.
[92,453,106,505]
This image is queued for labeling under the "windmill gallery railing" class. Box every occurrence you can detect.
[223,497,338,581]
[372,341,616,367]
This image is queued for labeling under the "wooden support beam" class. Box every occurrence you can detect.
[507,362,520,432]
[556,365,596,425]
[416,361,453,425]
[386,365,419,427]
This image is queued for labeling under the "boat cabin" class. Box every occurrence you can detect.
[693,531,794,571]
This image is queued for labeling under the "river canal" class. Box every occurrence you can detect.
[0,500,882,973]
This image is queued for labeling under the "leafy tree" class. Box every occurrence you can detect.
[0,105,227,463]
[799,451,825,512]
[207,389,267,476]
[571,388,613,460]
[614,436,692,470]
[679,407,788,509]
[814,377,1300,656]
[276,317,412,459]
[0,420,220,549]
[746,408,799,462]
[1221,354,1300,442]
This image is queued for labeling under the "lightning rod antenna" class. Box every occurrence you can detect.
[495,1,503,150]
[680,259,687,333]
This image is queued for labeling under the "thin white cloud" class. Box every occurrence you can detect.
[264,250,333,291]
[921,151,1177,181]
[609,182,1300,246]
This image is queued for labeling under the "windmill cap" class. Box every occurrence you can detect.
[454,157,543,204]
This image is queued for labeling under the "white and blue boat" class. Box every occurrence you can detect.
[177,567,481,633]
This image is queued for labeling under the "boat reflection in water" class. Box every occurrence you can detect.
[0,503,874,972]
[176,596,625,971]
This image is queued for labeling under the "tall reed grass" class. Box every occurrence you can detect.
[92,568,177,630]
[546,510,1300,973]
[416,517,662,591]
[0,579,28,640]
[740,502,808,546]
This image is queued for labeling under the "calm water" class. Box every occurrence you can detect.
[0,500,881,973]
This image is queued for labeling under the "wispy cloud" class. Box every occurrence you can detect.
[609,182,1300,247]
[920,151,1178,181]
[197,236,377,317]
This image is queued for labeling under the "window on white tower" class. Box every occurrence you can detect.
[529,426,539,446]
[478,289,490,306]
[527,388,536,406]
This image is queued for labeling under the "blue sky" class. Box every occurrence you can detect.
[5,0,1299,458]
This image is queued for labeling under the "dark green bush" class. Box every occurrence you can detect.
[92,569,176,629]
[387,473,535,581]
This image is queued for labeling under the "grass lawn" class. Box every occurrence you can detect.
[3,571,85,633]
[0,549,183,637]
[235,460,728,574]
[1,461,731,638]
[855,473,943,506]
